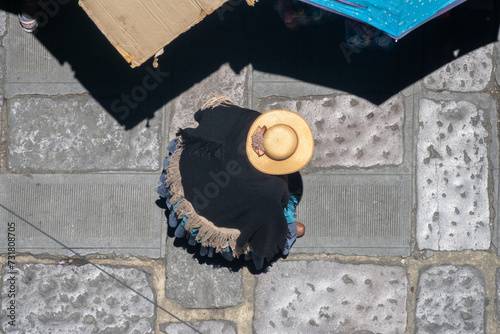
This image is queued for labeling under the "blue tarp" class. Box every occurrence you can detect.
[299,0,468,39]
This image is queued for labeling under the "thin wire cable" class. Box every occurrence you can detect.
[0,203,203,334]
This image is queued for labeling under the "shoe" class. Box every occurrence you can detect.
[296,222,305,238]
[19,13,38,33]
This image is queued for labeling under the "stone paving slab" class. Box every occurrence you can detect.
[258,94,405,169]
[164,238,243,309]
[0,173,164,258]
[423,43,494,92]
[416,265,485,333]
[0,45,4,138]
[416,94,493,251]
[496,268,500,319]
[160,320,237,334]
[7,96,161,172]
[495,41,500,85]
[3,12,87,97]
[254,261,407,333]
[0,263,155,333]
[0,9,6,38]
[497,41,500,86]
[294,174,412,256]
[250,70,340,110]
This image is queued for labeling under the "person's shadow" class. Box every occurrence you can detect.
[1,0,498,129]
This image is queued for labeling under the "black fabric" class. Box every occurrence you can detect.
[178,105,290,260]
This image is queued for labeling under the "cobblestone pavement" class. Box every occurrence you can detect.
[0,1,499,333]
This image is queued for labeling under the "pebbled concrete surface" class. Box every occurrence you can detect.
[416,96,491,251]
[415,265,485,334]
[496,42,500,86]
[7,96,161,172]
[0,10,6,38]
[254,261,407,333]
[258,94,405,168]
[0,263,155,333]
[423,43,493,92]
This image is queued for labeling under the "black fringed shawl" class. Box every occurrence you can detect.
[175,105,290,260]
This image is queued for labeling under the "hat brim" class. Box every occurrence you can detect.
[246,109,314,175]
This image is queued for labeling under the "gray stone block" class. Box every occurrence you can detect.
[160,320,237,334]
[0,10,6,38]
[0,46,4,83]
[168,64,248,141]
[496,268,500,319]
[416,97,491,251]
[252,71,299,83]
[496,42,500,86]
[423,43,493,92]
[294,174,412,256]
[258,94,405,169]
[7,96,161,172]
[4,12,87,97]
[0,173,165,258]
[254,261,407,333]
[165,239,243,309]
[0,45,4,138]
[416,265,485,333]
[0,263,155,333]
[250,70,341,110]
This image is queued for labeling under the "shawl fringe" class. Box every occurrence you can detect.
[166,139,250,256]
[201,94,238,110]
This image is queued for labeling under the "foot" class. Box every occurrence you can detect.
[296,222,305,238]
[18,13,38,33]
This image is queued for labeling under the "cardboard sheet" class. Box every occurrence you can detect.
[80,0,256,67]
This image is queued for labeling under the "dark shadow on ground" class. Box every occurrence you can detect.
[1,0,498,129]
[168,225,284,275]
[171,234,293,275]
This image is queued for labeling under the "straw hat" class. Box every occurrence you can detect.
[246,109,314,175]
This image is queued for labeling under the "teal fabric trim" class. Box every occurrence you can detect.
[284,195,298,224]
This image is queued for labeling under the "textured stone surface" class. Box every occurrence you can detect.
[254,261,407,333]
[416,98,490,251]
[258,94,404,169]
[423,44,493,92]
[496,42,500,87]
[0,46,4,136]
[0,46,4,90]
[0,10,6,38]
[496,268,500,319]
[294,174,412,256]
[0,264,155,333]
[0,174,164,258]
[160,320,237,334]
[250,70,339,110]
[416,265,485,333]
[7,96,161,172]
[168,64,247,140]
[165,239,243,309]
[4,12,87,97]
